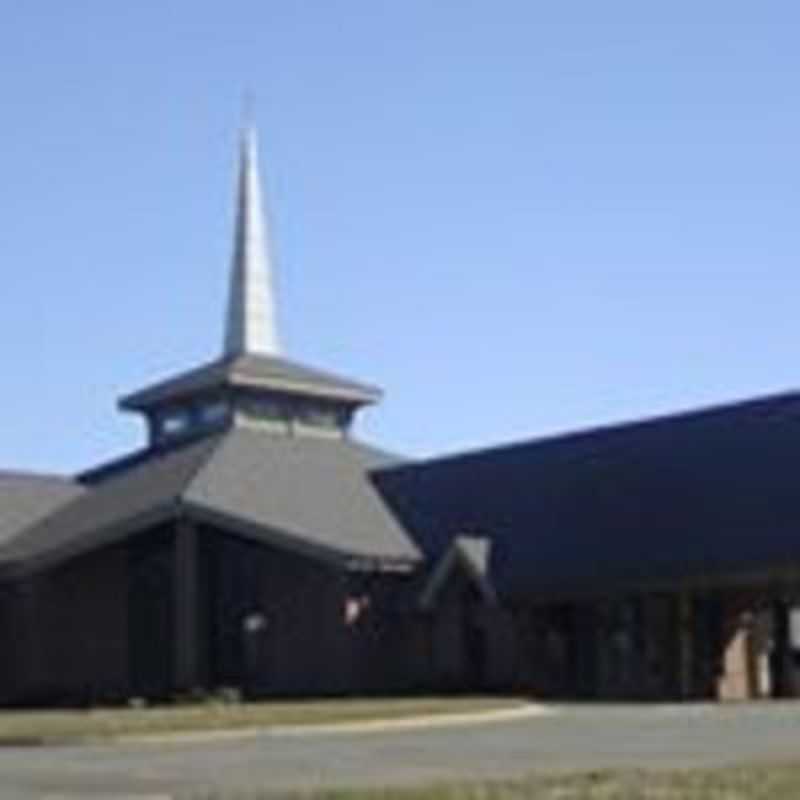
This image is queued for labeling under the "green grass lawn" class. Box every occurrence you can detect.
[190,764,800,799]
[0,696,524,744]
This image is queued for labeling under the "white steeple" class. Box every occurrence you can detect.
[224,124,280,356]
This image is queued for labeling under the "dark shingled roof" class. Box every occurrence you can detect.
[374,392,800,599]
[119,354,382,411]
[0,438,219,571]
[185,431,415,563]
[0,472,84,547]
[0,430,419,574]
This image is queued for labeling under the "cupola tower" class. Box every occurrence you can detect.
[119,124,381,447]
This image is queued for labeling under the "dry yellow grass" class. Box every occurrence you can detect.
[190,764,800,800]
[0,696,524,744]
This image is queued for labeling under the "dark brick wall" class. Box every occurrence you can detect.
[1,545,129,705]
[200,528,423,696]
[0,525,427,705]
[0,583,30,703]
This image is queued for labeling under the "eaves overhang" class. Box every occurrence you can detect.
[0,502,180,581]
[119,355,382,413]
[183,501,422,572]
[0,498,421,584]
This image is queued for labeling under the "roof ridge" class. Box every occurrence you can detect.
[382,388,800,474]
[180,429,232,503]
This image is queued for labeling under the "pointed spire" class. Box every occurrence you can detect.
[224,123,280,357]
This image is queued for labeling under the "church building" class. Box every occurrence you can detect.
[1,126,800,705]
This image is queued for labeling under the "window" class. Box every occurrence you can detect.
[201,401,230,426]
[298,404,340,430]
[241,397,284,423]
[160,410,190,438]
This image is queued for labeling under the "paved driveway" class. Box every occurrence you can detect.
[1,702,799,799]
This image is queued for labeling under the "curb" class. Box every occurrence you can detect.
[0,703,553,748]
[263,703,554,737]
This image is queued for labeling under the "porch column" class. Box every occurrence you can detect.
[174,519,200,692]
[716,593,754,701]
[771,600,797,698]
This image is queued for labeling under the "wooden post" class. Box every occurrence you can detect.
[772,600,791,698]
[174,520,199,693]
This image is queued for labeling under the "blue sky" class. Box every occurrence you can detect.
[1,1,799,472]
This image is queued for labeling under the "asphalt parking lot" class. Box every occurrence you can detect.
[1,702,799,799]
